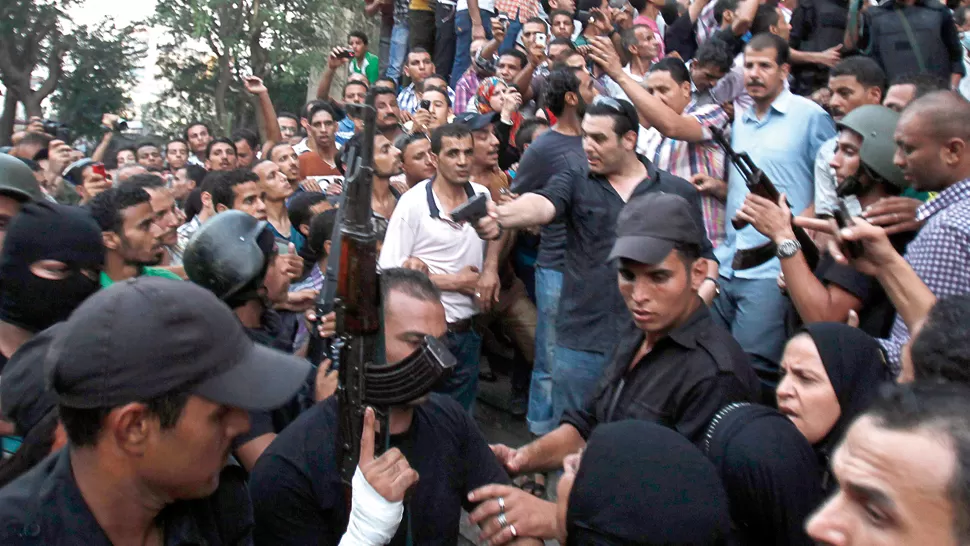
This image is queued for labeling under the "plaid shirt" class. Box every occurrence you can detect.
[695,2,719,48]
[398,83,457,114]
[880,178,970,373]
[494,0,540,21]
[637,102,730,246]
[455,69,480,113]
[394,0,409,24]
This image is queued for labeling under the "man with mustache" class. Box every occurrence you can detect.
[375,86,405,143]
[712,33,835,392]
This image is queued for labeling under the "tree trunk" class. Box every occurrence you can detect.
[22,94,43,119]
[0,91,18,146]
[214,53,232,135]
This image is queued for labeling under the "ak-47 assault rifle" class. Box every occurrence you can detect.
[306,90,456,487]
[710,127,820,271]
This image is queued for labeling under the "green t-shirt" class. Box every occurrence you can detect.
[100,267,183,288]
[350,51,380,85]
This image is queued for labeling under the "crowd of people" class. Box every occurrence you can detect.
[1,0,970,542]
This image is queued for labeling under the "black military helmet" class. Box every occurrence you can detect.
[183,210,276,307]
[836,105,907,190]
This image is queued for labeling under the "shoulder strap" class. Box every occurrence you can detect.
[894,7,927,72]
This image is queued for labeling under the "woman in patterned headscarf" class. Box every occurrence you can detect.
[473,77,524,151]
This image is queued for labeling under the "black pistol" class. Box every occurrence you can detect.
[449,193,489,224]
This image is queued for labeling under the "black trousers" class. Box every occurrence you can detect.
[434,2,457,81]
[409,9,436,55]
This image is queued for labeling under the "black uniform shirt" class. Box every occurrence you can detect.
[562,305,761,444]
[0,449,254,545]
[533,155,715,355]
[249,394,510,546]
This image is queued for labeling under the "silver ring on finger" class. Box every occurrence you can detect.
[497,513,508,528]
[497,496,506,513]
[509,524,517,537]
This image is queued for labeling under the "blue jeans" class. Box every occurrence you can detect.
[386,21,410,83]
[450,8,493,88]
[436,329,483,412]
[552,345,609,423]
[711,276,789,392]
[378,18,393,77]
[527,267,561,435]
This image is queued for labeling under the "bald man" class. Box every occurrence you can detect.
[878,91,970,373]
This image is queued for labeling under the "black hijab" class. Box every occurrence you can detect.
[567,420,731,546]
[802,323,893,456]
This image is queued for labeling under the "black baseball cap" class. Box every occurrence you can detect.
[1,324,61,436]
[608,192,705,265]
[454,111,498,131]
[45,277,311,411]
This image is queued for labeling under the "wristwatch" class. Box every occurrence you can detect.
[776,239,801,259]
[702,276,720,297]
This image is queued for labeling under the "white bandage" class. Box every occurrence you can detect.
[338,466,405,546]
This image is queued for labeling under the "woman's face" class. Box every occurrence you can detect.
[556,449,583,541]
[488,83,508,112]
[776,334,842,445]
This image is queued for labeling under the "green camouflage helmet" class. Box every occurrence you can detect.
[0,153,44,202]
[836,105,907,190]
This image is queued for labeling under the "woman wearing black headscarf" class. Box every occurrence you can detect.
[701,322,892,545]
[557,420,731,546]
[776,322,894,488]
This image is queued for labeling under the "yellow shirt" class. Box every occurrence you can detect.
[410,0,432,11]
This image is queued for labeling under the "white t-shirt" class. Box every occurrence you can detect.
[378,179,490,323]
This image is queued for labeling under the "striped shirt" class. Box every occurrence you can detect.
[398,83,458,114]
[637,102,730,247]
[880,178,970,373]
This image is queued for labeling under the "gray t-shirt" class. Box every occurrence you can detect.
[512,130,588,271]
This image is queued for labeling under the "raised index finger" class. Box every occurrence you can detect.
[359,407,376,466]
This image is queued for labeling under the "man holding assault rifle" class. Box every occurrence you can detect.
[249,88,542,546]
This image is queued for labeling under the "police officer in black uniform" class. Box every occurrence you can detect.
[0,278,310,545]
[183,210,323,470]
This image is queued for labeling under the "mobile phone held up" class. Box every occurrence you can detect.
[337,49,355,60]
[535,33,547,47]
[419,99,432,110]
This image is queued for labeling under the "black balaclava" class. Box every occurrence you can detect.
[567,420,731,546]
[0,202,104,332]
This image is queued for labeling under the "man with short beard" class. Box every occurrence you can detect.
[166,139,190,170]
[86,186,182,286]
[122,174,184,266]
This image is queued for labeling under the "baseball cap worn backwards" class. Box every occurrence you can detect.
[46,277,310,411]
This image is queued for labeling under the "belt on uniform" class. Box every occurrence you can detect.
[447,318,473,333]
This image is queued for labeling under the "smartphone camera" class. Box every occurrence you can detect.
[419,99,432,110]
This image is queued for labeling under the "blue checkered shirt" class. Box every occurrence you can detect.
[880,178,970,374]
[397,84,457,114]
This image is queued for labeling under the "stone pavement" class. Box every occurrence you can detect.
[459,365,560,545]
